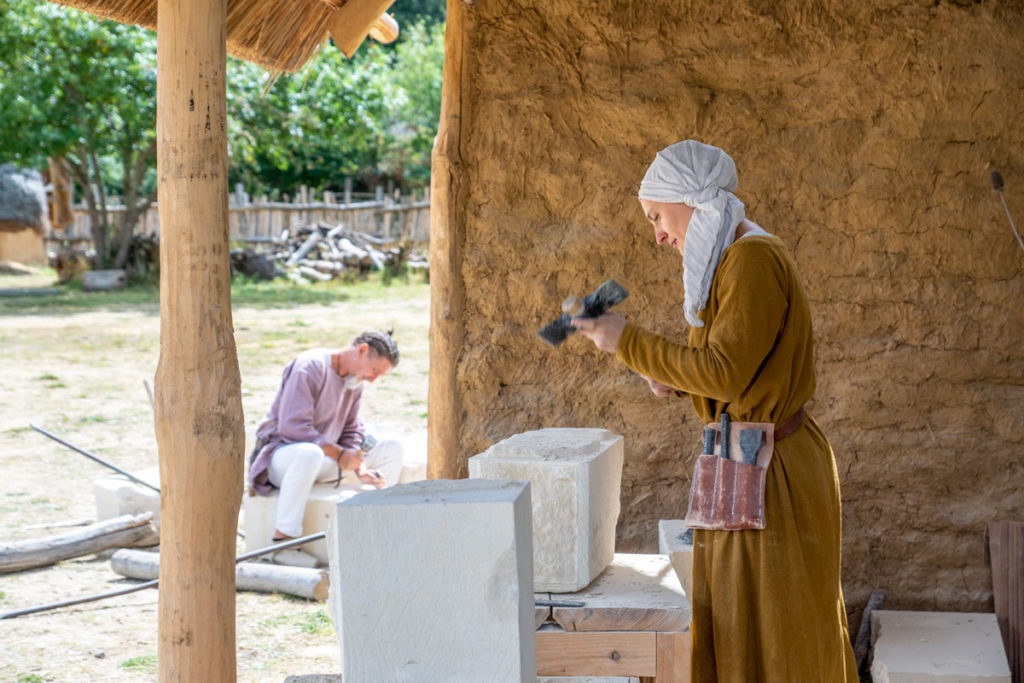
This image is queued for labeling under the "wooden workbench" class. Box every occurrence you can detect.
[535,553,692,682]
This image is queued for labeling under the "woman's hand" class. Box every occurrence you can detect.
[571,312,627,353]
[646,377,675,398]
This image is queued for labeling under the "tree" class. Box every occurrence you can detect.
[0,0,157,270]
[226,20,444,197]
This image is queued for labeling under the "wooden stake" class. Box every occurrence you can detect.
[155,0,244,680]
[428,0,468,480]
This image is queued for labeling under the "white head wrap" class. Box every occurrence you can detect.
[638,140,745,327]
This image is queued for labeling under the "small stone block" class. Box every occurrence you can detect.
[657,519,693,599]
[468,428,624,592]
[243,483,363,565]
[93,465,161,528]
[82,269,126,291]
[328,479,536,682]
[870,610,1011,682]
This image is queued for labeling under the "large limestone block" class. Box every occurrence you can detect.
[93,465,161,528]
[468,428,624,592]
[327,479,535,682]
[243,483,364,565]
[658,519,694,599]
[870,610,1010,682]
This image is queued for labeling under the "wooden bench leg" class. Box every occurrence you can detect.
[655,630,691,682]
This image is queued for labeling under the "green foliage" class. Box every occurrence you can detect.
[0,1,444,231]
[227,20,444,195]
[0,0,156,179]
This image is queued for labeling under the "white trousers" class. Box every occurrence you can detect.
[267,439,404,538]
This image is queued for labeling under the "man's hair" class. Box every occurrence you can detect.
[353,329,400,368]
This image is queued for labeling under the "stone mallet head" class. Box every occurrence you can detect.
[537,279,630,346]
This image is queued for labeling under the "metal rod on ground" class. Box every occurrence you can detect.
[0,532,328,619]
[29,423,160,494]
[30,423,244,538]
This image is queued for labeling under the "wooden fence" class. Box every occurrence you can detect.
[59,187,431,246]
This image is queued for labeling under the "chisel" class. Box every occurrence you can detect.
[720,412,731,460]
[739,428,763,466]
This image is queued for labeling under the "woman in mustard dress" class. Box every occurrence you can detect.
[573,140,859,682]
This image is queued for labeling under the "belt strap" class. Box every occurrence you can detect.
[774,407,806,442]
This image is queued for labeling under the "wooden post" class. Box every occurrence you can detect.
[155,0,244,680]
[428,0,467,479]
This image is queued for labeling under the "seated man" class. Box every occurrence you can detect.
[248,330,404,554]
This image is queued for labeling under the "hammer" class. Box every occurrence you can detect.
[537,279,630,346]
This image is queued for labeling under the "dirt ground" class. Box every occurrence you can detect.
[0,274,430,682]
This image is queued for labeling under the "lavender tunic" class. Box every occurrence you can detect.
[248,348,365,495]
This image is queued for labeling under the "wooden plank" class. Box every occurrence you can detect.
[989,520,1024,683]
[550,554,692,632]
[536,630,657,677]
[657,631,691,682]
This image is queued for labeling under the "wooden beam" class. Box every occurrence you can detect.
[155,0,244,679]
[427,0,468,480]
[0,513,157,574]
[328,0,397,58]
[367,13,399,45]
[536,631,658,677]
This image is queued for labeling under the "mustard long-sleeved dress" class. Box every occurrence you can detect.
[616,235,858,682]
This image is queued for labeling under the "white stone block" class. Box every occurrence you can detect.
[468,428,624,592]
[243,483,364,565]
[658,519,694,599]
[539,678,639,682]
[93,465,161,528]
[328,479,535,682]
[870,610,1011,682]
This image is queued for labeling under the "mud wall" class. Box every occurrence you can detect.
[429,0,1024,624]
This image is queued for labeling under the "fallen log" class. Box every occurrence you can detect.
[0,512,158,574]
[111,549,329,601]
[0,532,326,619]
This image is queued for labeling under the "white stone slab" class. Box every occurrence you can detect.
[548,553,691,632]
[468,428,624,592]
[870,610,1011,682]
[657,519,693,600]
[328,479,536,682]
[93,465,161,528]
[243,482,364,565]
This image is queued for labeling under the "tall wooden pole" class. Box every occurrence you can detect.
[428,0,467,479]
[155,0,244,680]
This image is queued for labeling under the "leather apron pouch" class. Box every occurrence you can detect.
[684,420,774,531]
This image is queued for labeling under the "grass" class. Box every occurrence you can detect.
[257,609,334,636]
[119,654,158,671]
[0,270,429,315]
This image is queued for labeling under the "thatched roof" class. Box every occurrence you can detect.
[49,0,397,72]
[0,164,50,235]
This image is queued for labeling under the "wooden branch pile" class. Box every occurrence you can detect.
[230,221,428,284]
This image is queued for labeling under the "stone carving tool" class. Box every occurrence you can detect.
[719,413,731,460]
[702,426,716,455]
[537,279,630,346]
[739,428,763,466]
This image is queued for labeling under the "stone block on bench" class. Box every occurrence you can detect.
[469,428,624,592]
[658,519,694,599]
[328,479,535,682]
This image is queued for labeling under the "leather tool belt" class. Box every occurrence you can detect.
[684,408,805,531]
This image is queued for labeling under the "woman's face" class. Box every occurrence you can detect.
[640,198,695,257]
